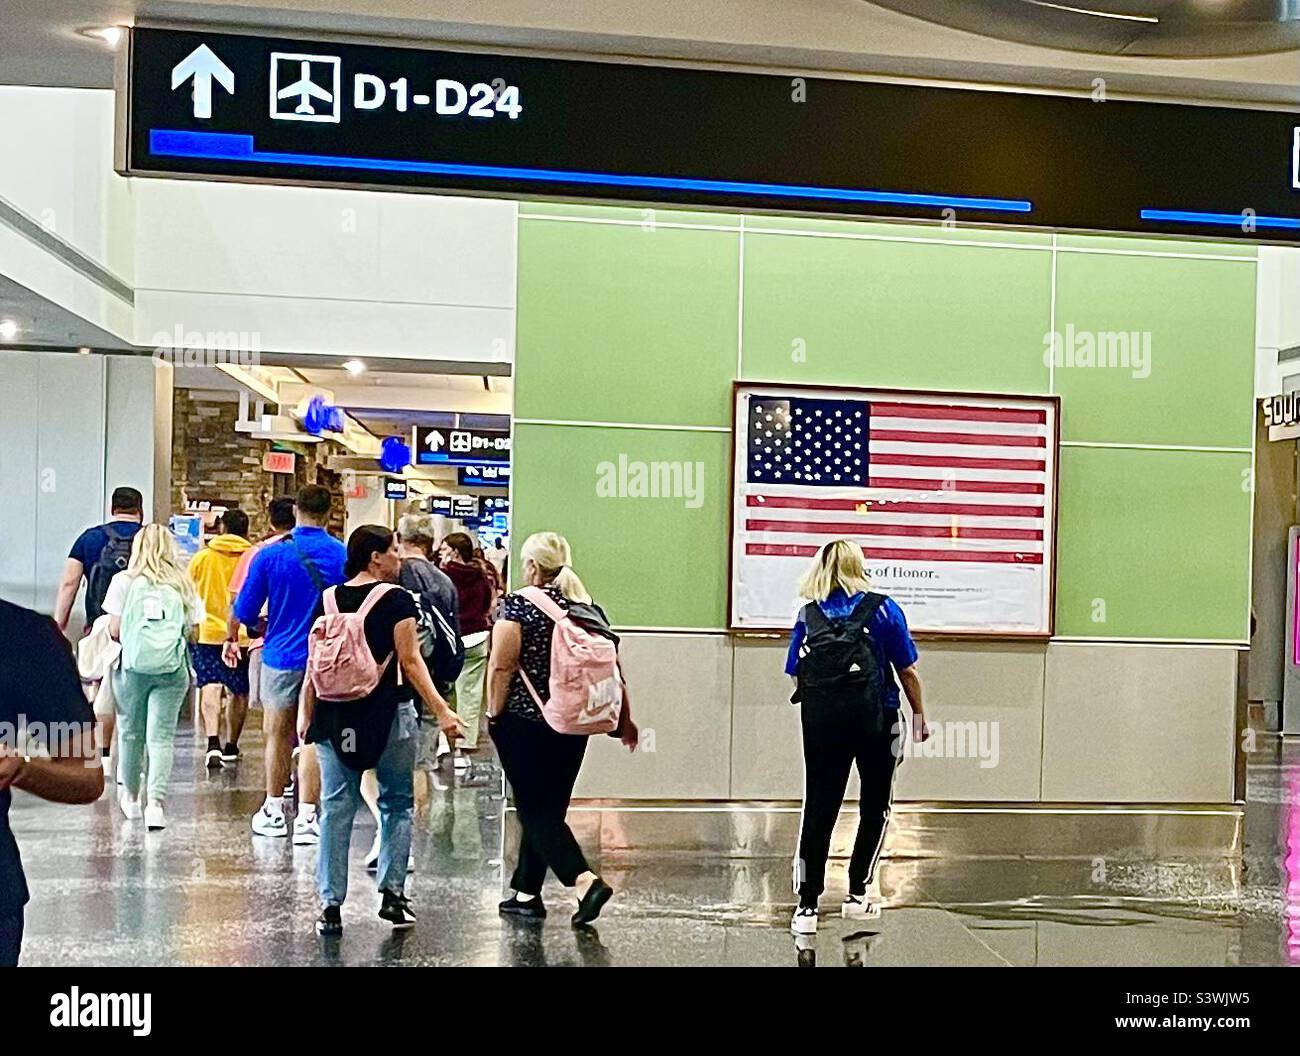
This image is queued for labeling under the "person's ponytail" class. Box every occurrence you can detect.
[520,532,592,604]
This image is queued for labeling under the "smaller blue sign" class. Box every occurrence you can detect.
[459,463,510,487]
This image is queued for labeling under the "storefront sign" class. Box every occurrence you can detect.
[412,426,510,466]
[119,26,1300,241]
[459,464,510,487]
[262,450,296,474]
[1263,392,1300,430]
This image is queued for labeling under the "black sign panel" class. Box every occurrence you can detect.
[384,478,409,500]
[412,426,510,466]
[120,26,1300,241]
[459,464,510,488]
[451,495,479,519]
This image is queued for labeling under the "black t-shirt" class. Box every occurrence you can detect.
[306,581,417,770]
[0,600,95,912]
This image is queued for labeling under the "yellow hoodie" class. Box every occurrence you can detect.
[188,534,253,645]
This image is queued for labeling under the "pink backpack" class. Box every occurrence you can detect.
[517,586,623,735]
[307,583,397,701]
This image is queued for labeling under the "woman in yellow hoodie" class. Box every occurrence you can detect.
[187,509,253,769]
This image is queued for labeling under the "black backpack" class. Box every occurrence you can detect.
[411,590,465,689]
[793,594,888,732]
[85,524,134,625]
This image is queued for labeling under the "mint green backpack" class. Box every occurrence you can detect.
[120,577,188,675]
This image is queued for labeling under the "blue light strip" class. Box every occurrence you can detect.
[1140,208,1300,231]
[149,130,1033,214]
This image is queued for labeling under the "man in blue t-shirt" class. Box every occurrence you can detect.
[53,486,145,633]
[231,485,345,844]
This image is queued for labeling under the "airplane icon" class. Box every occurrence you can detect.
[269,52,341,123]
[277,61,333,115]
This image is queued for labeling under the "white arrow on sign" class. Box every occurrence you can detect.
[171,44,235,120]
[424,430,446,452]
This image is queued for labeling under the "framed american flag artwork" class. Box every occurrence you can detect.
[728,383,1060,636]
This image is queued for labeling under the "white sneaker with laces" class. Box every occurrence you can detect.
[293,809,321,846]
[251,803,288,837]
[790,906,819,935]
[144,802,167,830]
[841,893,882,920]
[118,788,142,821]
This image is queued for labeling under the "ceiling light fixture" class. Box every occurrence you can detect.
[80,26,126,47]
[78,346,92,355]
[1022,0,1158,22]
[342,359,367,376]
[0,319,18,341]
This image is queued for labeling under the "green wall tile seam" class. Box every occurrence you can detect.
[520,212,1256,262]
[513,416,732,432]
[1060,441,1252,453]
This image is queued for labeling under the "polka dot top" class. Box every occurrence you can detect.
[499,586,609,723]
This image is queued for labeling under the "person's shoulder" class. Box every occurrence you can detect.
[870,593,909,625]
[0,599,68,651]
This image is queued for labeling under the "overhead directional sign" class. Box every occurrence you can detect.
[459,464,510,488]
[413,426,510,467]
[118,25,1300,241]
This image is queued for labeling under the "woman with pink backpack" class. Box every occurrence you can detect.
[298,525,465,937]
[487,532,638,926]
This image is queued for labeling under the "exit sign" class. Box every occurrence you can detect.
[263,450,296,474]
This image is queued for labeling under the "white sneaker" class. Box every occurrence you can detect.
[144,802,166,831]
[293,809,321,846]
[790,906,819,935]
[453,753,470,773]
[435,732,451,760]
[364,833,381,872]
[841,893,882,921]
[251,803,288,837]
[118,789,142,821]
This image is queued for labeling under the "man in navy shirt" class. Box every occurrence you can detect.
[0,600,104,965]
[53,486,144,633]
[231,485,345,843]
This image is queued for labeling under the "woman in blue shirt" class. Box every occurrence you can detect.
[785,539,929,937]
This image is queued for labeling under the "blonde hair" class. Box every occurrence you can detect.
[797,539,871,602]
[520,532,592,604]
[129,523,200,610]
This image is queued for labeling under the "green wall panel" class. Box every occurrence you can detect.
[514,219,739,427]
[740,232,1053,393]
[1054,446,1251,640]
[511,423,731,628]
[1052,252,1256,447]
[748,215,1053,246]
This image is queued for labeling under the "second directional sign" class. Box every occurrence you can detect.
[413,426,511,467]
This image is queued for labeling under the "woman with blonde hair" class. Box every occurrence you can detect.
[103,523,205,830]
[785,539,928,937]
[486,532,638,926]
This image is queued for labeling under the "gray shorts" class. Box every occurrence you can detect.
[260,664,305,713]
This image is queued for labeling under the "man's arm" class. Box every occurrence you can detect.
[231,548,269,631]
[0,732,103,805]
[52,558,84,631]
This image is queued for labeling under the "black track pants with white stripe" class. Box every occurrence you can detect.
[794,701,900,905]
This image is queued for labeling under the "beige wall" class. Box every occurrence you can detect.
[577,632,1240,804]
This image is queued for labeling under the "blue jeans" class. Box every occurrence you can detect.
[0,908,22,967]
[316,702,418,907]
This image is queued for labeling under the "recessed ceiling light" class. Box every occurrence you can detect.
[0,319,18,341]
[342,359,366,376]
[80,26,125,48]
[78,346,92,355]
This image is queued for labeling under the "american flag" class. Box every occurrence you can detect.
[742,394,1047,565]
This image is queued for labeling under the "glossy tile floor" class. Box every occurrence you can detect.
[11,715,1300,967]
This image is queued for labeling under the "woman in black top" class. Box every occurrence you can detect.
[486,531,638,926]
[299,525,464,936]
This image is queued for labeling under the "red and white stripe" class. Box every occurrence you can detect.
[742,400,1050,564]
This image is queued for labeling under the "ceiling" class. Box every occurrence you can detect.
[0,273,134,351]
[2,0,1298,103]
[872,1,1300,58]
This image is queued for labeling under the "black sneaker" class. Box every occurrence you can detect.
[498,893,547,919]
[378,891,416,929]
[205,739,224,770]
[221,742,240,763]
[316,905,342,936]
[572,878,613,926]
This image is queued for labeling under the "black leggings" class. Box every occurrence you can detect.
[491,711,591,894]
[0,908,22,967]
[795,701,901,906]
